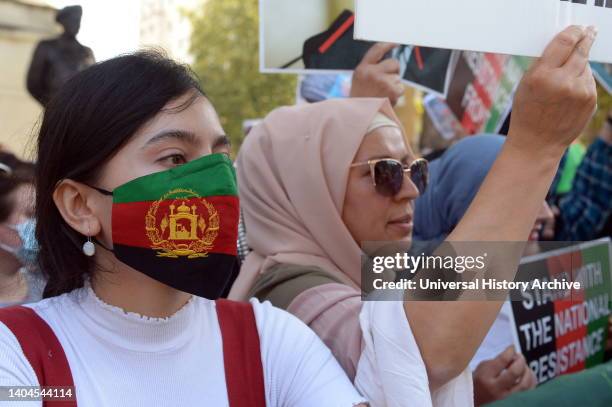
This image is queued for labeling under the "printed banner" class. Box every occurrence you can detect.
[423,52,530,137]
[446,52,531,135]
[355,0,612,64]
[510,239,612,384]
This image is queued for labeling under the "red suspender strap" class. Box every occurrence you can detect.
[0,306,76,407]
[216,299,265,407]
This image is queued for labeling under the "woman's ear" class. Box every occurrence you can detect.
[53,179,103,237]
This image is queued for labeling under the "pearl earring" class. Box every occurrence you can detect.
[83,226,95,257]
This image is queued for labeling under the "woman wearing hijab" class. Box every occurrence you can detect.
[230,26,599,406]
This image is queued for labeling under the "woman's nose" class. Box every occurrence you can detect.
[395,173,420,201]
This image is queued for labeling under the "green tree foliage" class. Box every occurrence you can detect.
[189,0,297,152]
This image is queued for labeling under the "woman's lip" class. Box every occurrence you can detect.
[389,215,413,224]
[387,221,413,234]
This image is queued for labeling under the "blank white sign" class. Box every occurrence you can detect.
[354,0,612,63]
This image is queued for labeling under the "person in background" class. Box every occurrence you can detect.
[548,111,612,360]
[413,135,554,249]
[548,109,612,240]
[552,142,586,196]
[237,42,404,264]
[415,131,612,404]
[299,41,405,105]
[0,152,43,306]
[231,26,599,406]
[301,42,404,105]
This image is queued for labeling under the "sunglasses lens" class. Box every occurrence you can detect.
[374,160,404,196]
[410,160,429,194]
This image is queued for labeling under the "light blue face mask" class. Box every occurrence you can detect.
[15,219,39,266]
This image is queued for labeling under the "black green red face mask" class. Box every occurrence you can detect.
[90,154,239,299]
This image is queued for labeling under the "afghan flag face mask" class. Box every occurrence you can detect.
[91,153,239,299]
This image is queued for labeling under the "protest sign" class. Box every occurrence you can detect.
[423,52,530,137]
[394,46,459,97]
[509,239,611,384]
[260,0,458,96]
[446,52,531,135]
[355,0,612,64]
[260,0,379,73]
[592,63,612,94]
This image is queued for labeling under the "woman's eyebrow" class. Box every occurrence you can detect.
[363,153,414,162]
[142,130,198,149]
[401,154,416,164]
[212,134,231,150]
[364,155,393,161]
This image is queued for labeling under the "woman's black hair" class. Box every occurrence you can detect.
[0,152,34,223]
[36,51,204,298]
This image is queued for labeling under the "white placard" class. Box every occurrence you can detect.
[354,0,612,64]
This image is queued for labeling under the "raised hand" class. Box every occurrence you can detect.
[509,25,598,158]
[350,42,404,105]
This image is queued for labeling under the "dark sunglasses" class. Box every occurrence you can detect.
[350,158,429,197]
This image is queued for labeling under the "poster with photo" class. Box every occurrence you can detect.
[424,52,531,137]
[259,0,458,96]
[393,45,459,97]
[445,52,531,135]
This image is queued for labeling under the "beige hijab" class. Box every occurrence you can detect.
[229,98,402,300]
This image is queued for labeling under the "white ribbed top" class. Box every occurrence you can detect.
[0,285,365,407]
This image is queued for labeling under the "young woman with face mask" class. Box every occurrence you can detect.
[0,153,41,306]
[0,53,367,406]
[230,26,599,406]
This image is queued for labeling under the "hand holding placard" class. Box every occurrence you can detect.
[350,42,405,106]
[508,26,598,158]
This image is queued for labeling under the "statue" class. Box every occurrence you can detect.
[26,5,95,107]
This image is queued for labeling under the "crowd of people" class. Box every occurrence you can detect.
[0,19,610,407]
